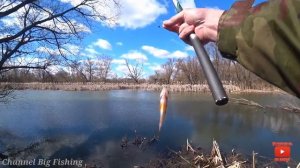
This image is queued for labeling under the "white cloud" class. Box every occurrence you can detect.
[180,0,196,8]
[142,45,188,59]
[60,0,119,26]
[60,0,167,29]
[112,59,126,64]
[121,51,148,61]
[64,44,80,55]
[13,57,47,65]
[41,19,91,33]
[115,63,146,78]
[1,16,19,27]
[79,58,107,66]
[115,65,129,72]
[93,39,112,50]
[116,42,123,46]
[60,0,82,5]
[142,45,169,58]
[117,0,167,29]
[85,46,99,55]
[185,45,194,51]
[0,33,9,39]
[47,65,70,74]
[37,47,60,55]
[36,45,81,56]
[115,65,130,77]
[0,1,18,13]
[148,63,162,72]
[81,38,112,58]
[169,50,188,58]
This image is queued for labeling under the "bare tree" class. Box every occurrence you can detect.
[69,60,88,82]
[149,70,162,84]
[97,55,112,82]
[125,59,143,83]
[84,58,96,82]
[161,58,176,84]
[0,84,14,103]
[148,43,276,90]
[0,0,119,101]
[177,56,203,84]
[54,69,70,83]
[0,0,119,73]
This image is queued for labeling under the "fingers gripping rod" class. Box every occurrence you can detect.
[172,0,228,105]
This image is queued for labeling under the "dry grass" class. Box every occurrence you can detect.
[5,82,282,94]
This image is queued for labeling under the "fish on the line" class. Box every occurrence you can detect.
[159,87,168,132]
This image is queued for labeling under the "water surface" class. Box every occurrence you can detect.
[0,90,299,167]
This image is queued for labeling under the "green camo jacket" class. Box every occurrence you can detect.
[217,0,300,98]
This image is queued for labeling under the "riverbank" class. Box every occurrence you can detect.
[3,82,282,94]
[140,140,299,168]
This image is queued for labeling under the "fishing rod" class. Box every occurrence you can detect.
[172,0,228,106]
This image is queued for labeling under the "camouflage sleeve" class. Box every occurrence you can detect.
[217,0,300,98]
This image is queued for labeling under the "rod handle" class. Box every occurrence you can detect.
[189,33,228,105]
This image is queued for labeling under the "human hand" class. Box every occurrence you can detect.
[163,8,224,44]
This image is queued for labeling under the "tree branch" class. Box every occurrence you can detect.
[0,0,86,43]
[0,0,36,18]
[1,65,47,71]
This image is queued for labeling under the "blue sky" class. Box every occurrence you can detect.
[67,0,267,78]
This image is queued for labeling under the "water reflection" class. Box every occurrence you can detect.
[0,90,299,167]
[170,92,300,158]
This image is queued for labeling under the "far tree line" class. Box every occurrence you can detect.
[0,52,274,90]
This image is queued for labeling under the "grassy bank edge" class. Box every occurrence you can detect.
[3,82,284,94]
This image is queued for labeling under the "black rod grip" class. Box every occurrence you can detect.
[189,33,228,105]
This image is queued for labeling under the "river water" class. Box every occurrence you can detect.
[0,90,299,167]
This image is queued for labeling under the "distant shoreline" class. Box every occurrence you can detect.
[2,82,283,94]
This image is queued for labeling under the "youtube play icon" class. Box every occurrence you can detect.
[273,142,292,162]
[274,146,291,158]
